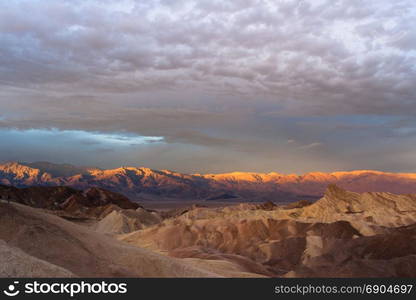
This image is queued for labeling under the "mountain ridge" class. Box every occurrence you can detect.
[1,161,416,201]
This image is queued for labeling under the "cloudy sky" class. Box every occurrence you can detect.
[0,0,415,174]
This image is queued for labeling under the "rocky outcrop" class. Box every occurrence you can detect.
[0,184,140,219]
[120,186,416,277]
[121,215,361,276]
[95,208,162,234]
[299,184,416,228]
[286,224,416,277]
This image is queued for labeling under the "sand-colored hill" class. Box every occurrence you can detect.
[1,183,416,278]
[0,201,221,277]
[121,213,361,276]
[298,184,416,228]
[119,186,416,277]
[95,208,162,234]
[161,185,416,236]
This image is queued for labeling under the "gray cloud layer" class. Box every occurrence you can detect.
[0,0,415,173]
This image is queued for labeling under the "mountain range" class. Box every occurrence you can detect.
[1,161,416,202]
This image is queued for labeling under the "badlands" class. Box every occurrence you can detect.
[1,183,415,277]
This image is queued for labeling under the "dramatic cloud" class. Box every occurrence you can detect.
[0,0,415,173]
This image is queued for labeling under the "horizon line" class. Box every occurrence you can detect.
[1,160,416,177]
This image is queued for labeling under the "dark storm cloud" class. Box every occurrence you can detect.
[0,0,415,173]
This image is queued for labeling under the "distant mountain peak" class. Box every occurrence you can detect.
[1,161,416,201]
[20,161,97,177]
[0,161,42,175]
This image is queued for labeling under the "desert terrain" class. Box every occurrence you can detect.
[1,164,416,278]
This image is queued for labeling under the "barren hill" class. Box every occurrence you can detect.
[118,185,416,277]
[0,201,220,277]
[1,184,416,278]
[298,184,416,228]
